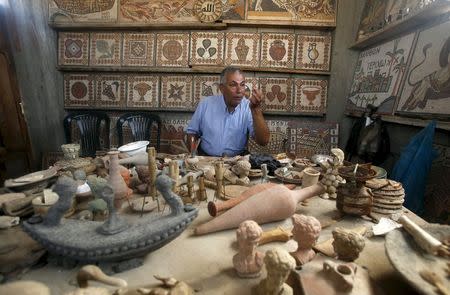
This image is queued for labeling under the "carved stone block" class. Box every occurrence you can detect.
[122,32,155,66]
[95,75,126,108]
[160,75,193,110]
[225,32,260,67]
[296,32,332,71]
[294,79,328,114]
[90,32,122,66]
[156,33,190,67]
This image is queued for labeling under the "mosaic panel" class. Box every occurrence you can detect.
[287,121,339,158]
[247,0,336,26]
[225,32,260,67]
[220,0,246,20]
[64,74,94,108]
[245,77,259,99]
[260,77,293,113]
[261,33,295,69]
[296,32,332,71]
[49,0,118,23]
[161,75,193,110]
[119,0,197,23]
[248,120,289,154]
[193,75,221,107]
[293,79,328,114]
[127,75,159,108]
[190,32,224,66]
[156,33,190,67]
[161,117,190,154]
[346,32,415,115]
[122,32,155,66]
[90,32,122,66]
[58,32,89,66]
[95,75,126,108]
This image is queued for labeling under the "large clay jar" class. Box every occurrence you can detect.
[107,150,129,209]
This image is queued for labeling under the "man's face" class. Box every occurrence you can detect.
[220,71,246,108]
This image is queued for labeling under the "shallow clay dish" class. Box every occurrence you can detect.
[385,224,450,295]
[274,167,303,184]
[4,168,58,192]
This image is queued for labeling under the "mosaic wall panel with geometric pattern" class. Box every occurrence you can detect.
[161,117,190,154]
[160,75,193,110]
[122,32,155,66]
[190,31,224,66]
[95,75,126,108]
[90,32,122,66]
[261,33,295,69]
[260,77,293,113]
[225,32,260,67]
[58,32,89,66]
[296,32,332,72]
[193,75,221,107]
[293,79,328,115]
[248,119,289,154]
[287,121,339,158]
[156,33,190,67]
[127,75,159,108]
[64,73,95,108]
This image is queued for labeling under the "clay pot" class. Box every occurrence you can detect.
[107,151,130,209]
[302,167,320,188]
[195,183,324,235]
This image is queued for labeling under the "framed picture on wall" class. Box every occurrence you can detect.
[346,32,416,115]
[395,17,450,117]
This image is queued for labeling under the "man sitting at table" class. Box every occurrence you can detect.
[186,66,270,157]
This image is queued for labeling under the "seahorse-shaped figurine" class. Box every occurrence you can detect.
[97,184,129,235]
[156,174,184,216]
[44,176,77,226]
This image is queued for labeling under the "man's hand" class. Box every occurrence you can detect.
[249,87,263,109]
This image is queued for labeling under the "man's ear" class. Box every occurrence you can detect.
[219,84,224,94]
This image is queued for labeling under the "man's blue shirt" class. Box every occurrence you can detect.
[186,95,254,156]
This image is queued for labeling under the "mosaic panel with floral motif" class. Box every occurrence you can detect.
[119,0,197,23]
[225,32,260,67]
[64,74,94,108]
[156,33,190,67]
[127,75,159,108]
[287,121,339,158]
[296,32,332,71]
[161,75,193,110]
[122,32,155,66]
[90,32,122,66]
[293,79,328,114]
[58,32,89,66]
[190,32,224,66]
[95,75,126,108]
[193,75,220,107]
[261,33,295,69]
[49,0,118,23]
[260,77,293,113]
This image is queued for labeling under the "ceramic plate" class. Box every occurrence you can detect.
[4,168,58,190]
[385,224,450,295]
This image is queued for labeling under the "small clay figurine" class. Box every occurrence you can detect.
[97,184,129,235]
[233,220,265,278]
[44,176,77,226]
[332,227,366,262]
[255,248,296,295]
[290,214,321,265]
[156,174,185,215]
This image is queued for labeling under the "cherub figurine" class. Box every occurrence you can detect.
[255,248,296,295]
[233,220,264,278]
[290,214,321,265]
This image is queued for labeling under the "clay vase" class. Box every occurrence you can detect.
[107,151,130,209]
[195,183,324,235]
[301,167,320,188]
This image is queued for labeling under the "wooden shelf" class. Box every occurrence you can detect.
[223,19,335,29]
[380,115,450,131]
[57,65,331,76]
[350,1,450,49]
[49,22,227,31]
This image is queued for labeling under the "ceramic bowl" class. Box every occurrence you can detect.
[118,140,149,156]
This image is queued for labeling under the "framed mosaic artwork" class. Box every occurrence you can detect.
[346,32,416,115]
[160,75,193,110]
[248,119,289,154]
[296,31,332,72]
[119,0,197,23]
[260,33,295,69]
[193,75,221,107]
[90,32,122,66]
[246,0,336,26]
[220,0,245,21]
[95,75,126,108]
[225,32,260,67]
[122,32,155,66]
[64,74,95,108]
[190,32,225,66]
[58,32,89,66]
[49,0,118,23]
[259,77,294,113]
[160,116,190,154]
[127,75,159,108]
[293,79,328,115]
[156,33,190,67]
[287,121,339,158]
[396,18,450,116]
